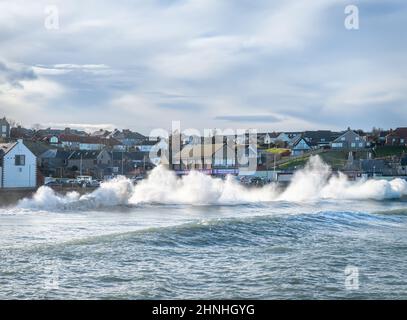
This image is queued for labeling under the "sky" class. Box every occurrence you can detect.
[0,0,406,135]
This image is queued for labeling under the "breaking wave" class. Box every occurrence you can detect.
[17,156,407,210]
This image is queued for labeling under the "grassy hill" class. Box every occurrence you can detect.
[276,150,369,170]
[373,146,407,158]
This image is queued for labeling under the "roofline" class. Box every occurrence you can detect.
[0,141,18,157]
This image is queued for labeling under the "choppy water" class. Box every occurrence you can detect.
[1,157,407,299]
[1,200,407,299]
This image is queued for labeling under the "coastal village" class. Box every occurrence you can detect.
[1,115,407,190]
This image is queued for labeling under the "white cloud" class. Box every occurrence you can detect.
[0,0,406,131]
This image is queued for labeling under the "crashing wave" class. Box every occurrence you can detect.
[17,156,407,210]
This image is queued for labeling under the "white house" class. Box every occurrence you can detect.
[0,139,37,188]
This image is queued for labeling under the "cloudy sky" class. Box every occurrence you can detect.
[0,0,406,134]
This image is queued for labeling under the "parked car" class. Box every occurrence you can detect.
[45,181,63,187]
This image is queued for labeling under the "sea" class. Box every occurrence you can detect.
[1,156,407,299]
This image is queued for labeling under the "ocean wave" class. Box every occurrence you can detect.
[16,156,407,211]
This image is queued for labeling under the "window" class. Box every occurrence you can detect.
[1,125,6,133]
[15,155,25,166]
[351,143,356,148]
[341,137,346,141]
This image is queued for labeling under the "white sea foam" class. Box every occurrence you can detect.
[279,156,407,201]
[16,156,407,210]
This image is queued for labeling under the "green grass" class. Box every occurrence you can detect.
[319,151,348,169]
[277,155,310,170]
[264,148,290,154]
[374,146,407,158]
[277,151,348,170]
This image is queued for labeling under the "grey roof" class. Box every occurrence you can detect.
[0,117,9,125]
[40,149,72,160]
[303,130,336,145]
[0,142,17,157]
[292,136,311,148]
[333,129,362,143]
[68,150,102,160]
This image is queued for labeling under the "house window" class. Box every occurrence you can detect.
[341,137,346,141]
[351,143,356,148]
[1,125,6,133]
[15,155,26,166]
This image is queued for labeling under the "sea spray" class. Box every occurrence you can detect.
[18,186,80,209]
[18,176,135,210]
[16,156,407,210]
[81,176,134,207]
[279,156,332,202]
[128,166,278,205]
[280,156,407,201]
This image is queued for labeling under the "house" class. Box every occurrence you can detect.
[67,149,112,178]
[110,129,146,148]
[127,152,154,170]
[59,134,103,150]
[303,131,338,148]
[39,149,72,177]
[10,126,34,140]
[291,136,312,156]
[58,134,123,151]
[90,129,111,138]
[262,132,279,145]
[0,117,10,140]
[40,135,59,145]
[110,151,131,174]
[0,139,37,188]
[385,128,407,146]
[272,132,293,146]
[173,143,237,172]
[331,128,367,150]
